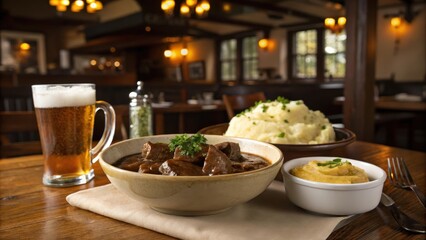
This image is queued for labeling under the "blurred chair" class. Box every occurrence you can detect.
[0,111,41,158]
[93,105,129,142]
[374,111,416,147]
[112,105,129,141]
[222,92,266,120]
[326,111,416,147]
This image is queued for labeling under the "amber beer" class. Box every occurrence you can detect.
[32,84,115,187]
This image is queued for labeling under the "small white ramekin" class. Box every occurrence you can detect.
[281,156,386,215]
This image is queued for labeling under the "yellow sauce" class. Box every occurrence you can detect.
[290,160,369,184]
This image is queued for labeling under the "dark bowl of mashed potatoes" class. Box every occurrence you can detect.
[199,123,355,161]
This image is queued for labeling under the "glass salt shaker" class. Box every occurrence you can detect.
[129,81,153,138]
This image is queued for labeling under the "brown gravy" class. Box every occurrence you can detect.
[113,141,270,176]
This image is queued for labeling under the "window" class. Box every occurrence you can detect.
[220,39,237,81]
[292,30,317,78]
[242,36,258,80]
[219,35,259,82]
[289,29,346,81]
[324,30,346,79]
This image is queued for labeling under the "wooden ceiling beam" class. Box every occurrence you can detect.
[187,25,221,38]
[136,0,273,30]
[84,13,188,40]
[190,15,272,30]
[279,21,323,30]
[224,0,324,21]
[68,34,165,53]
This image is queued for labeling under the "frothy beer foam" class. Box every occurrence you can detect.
[33,85,96,108]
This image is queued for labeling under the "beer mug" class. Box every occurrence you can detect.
[32,84,115,187]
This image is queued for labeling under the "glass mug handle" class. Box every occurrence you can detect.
[91,101,116,163]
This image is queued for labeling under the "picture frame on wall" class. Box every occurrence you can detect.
[188,61,205,80]
[165,65,183,82]
[0,30,46,74]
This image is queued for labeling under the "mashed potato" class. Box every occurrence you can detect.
[290,159,369,184]
[224,97,335,144]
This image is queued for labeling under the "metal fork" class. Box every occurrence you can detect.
[387,157,426,208]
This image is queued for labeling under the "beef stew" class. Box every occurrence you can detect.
[114,140,270,176]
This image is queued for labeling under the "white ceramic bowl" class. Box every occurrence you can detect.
[99,134,284,216]
[281,156,386,215]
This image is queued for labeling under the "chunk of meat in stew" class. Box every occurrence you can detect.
[214,142,242,162]
[139,160,163,174]
[202,145,233,175]
[141,142,174,161]
[159,159,204,176]
[173,144,209,163]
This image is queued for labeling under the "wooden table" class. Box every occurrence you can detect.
[332,96,425,148]
[1,141,425,239]
[375,96,426,112]
[334,96,426,112]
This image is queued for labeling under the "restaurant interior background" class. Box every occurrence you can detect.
[0,0,425,153]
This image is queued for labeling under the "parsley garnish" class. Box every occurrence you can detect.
[236,100,264,117]
[276,96,290,105]
[317,158,349,168]
[169,133,207,156]
[278,132,285,138]
[234,97,299,117]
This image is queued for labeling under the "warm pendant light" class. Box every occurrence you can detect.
[180,3,190,17]
[181,41,189,56]
[164,49,173,58]
[390,17,402,29]
[324,16,346,34]
[162,0,210,18]
[258,30,270,51]
[186,0,197,8]
[19,42,31,51]
[180,48,188,56]
[258,38,269,50]
[50,0,103,13]
[195,5,205,16]
[162,0,175,17]
[71,0,84,12]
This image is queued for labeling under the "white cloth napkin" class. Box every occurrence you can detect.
[152,102,173,108]
[395,93,422,102]
[66,181,349,240]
